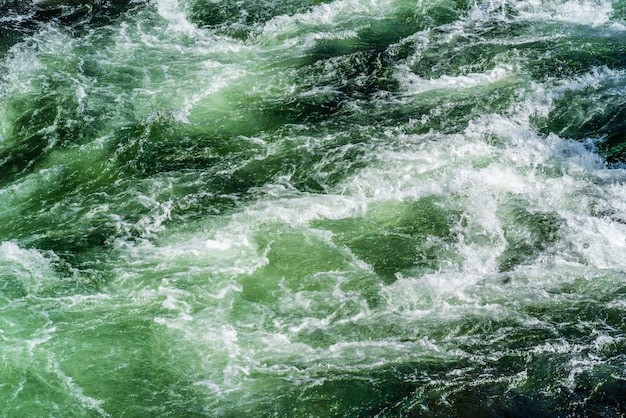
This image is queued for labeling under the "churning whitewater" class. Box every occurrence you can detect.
[1,0,626,416]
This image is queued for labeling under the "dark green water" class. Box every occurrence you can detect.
[2,0,626,416]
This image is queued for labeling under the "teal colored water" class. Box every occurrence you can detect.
[1,0,626,416]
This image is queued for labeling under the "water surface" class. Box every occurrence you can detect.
[2,0,626,416]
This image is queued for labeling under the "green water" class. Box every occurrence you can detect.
[2,0,626,416]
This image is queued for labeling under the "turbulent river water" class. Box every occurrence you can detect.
[2,0,626,416]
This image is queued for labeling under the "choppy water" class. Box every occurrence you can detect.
[2,0,626,416]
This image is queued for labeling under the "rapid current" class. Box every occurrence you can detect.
[1,0,626,416]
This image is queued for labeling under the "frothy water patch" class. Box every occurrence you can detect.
[514,0,616,27]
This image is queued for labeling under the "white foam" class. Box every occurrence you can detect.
[255,0,394,50]
[154,0,200,37]
[565,215,626,269]
[0,242,60,297]
[513,0,615,27]
[398,65,515,96]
